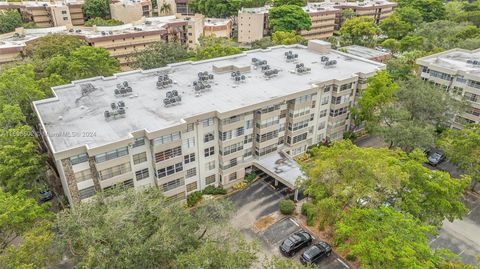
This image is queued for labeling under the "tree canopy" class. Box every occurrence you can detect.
[56,188,257,268]
[439,124,480,191]
[131,41,189,70]
[338,16,379,47]
[82,0,110,19]
[24,34,88,61]
[268,5,312,32]
[272,0,306,6]
[272,30,306,45]
[188,0,267,18]
[195,36,241,60]
[0,10,23,34]
[84,17,124,26]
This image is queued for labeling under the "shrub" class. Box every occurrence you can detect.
[279,199,295,215]
[187,191,203,207]
[233,181,247,190]
[301,202,316,226]
[346,253,357,262]
[202,185,227,195]
[244,172,257,184]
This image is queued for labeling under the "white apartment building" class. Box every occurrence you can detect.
[416,48,480,129]
[33,40,385,204]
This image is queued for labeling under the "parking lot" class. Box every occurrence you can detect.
[229,180,349,268]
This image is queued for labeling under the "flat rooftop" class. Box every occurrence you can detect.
[34,44,384,153]
[255,151,304,188]
[417,48,480,76]
[341,45,390,60]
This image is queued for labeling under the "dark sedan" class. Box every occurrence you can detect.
[279,231,313,257]
[427,150,446,166]
[300,241,332,265]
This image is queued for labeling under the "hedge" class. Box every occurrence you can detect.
[279,199,295,215]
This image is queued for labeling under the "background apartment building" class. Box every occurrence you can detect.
[0,0,85,27]
[416,49,480,129]
[109,0,152,23]
[0,15,202,68]
[203,18,232,38]
[33,40,384,204]
[237,0,395,44]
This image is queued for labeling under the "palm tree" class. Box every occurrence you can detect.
[159,2,172,15]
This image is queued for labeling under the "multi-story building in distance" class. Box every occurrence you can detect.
[0,15,202,68]
[237,0,396,44]
[0,0,85,27]
[416,49,480,129]
[203,18,233,38]
[109,0,153,24]
[33,40,385,204]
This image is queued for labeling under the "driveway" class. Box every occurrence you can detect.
[430,193,480,265]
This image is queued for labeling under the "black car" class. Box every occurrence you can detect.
[39,190,53,203]
[300,241,332,265]
[279,231,312,256]
[427,150,446,166]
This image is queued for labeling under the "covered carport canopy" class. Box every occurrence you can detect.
[254,151,305,201]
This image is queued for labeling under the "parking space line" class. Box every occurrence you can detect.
[290,218,300,227]
[337,258,350,268]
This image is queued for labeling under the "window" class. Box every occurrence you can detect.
[467,80,480,89]
[221,158,238,170]
[95,147,129,163]
[222,115,242,125]
[319,109,327,118]
[75,169,91,183]
[256,116,279,129]
[183,137,195,148]
[244,134,253,144]
[70,153,88,165]
[430,70,452,81]
[186,181,198,192]
[221,142,244,156]
[245,119,253,129]
[157,162,183,178]
[133,152,147,165]
[186,123,194,132]
[257,104,280,114]
[295,95,311,103]
[318,121,326,130]
[464,92,479,103]
[340,83,353,91]
[321,96,329,105]
[236,127,244,136]
[204,132,214,143]
[204,146,215,157]
[205,175,216,185]
[288,133,308,144]
[289,107,310,118]
[61,10,67,14]
[184,153,195,164]
[203,118,214,127]
[79,186,95,200]
[229,172,237,181]
[161,178,185,192]
[98,163,131,180]
[135,168,149,181]
[186,167,196,178]
[133,137,145,147]
[288,119,309,131]
[205,160,215,171]
[220,130,233,141]
[331,96,342,104]
[330,107,348,117]
[255,144,277,156]
[256,130,279,143]
[155,146,182,163]
[153,132,181,145]
[63,17,68,20]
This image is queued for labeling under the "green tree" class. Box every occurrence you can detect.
[24,34,87,60]
[250,37,274,49]
[271,30,306,45]
[335,207,437,268]
[381,38,401,53]
[0,10,22,34]
[385,50,428,80]
[269,5,312,32]
[131,41,189,70]
[445,1,466,21]
[84,17,124,26]
[341,8,356,21]
[396,6,424,26]
[0,190,52,250]
[338,16,379,47]
[380,15,413,40]
[189,0,266,17]
[159,1,173,15]
[438,124,480,191]
[413,20,479,51]
[195,36,241,60]
[399,35,425,52]
[82,0,110,19]
[273,0,306,6]
[397,0,446,22]
[57,188,249,268]
[45,46,120,81]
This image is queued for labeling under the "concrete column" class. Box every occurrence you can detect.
[294,189,299,201]
[274,179,278,186]
[61,158,80,204]
[88,157,101,191]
